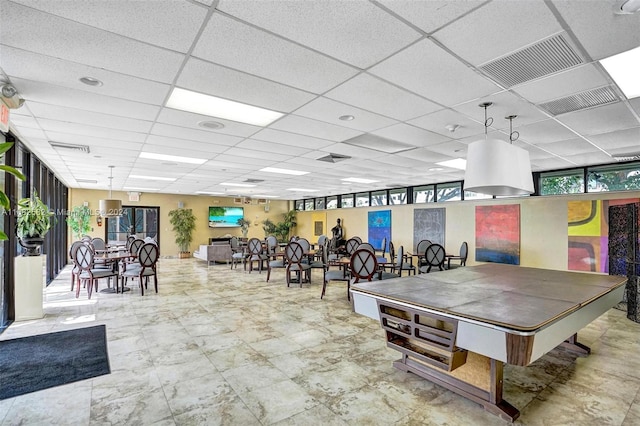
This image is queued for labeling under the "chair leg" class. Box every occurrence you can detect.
[321,279,327,299]
[266,266,271,282]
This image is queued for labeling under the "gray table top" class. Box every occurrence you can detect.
[350,263,627,331]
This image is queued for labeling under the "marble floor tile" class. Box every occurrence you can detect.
[3,260,640,425]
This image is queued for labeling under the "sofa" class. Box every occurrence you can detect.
[193,243,232,266]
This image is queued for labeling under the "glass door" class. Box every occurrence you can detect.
[106,206,159,244]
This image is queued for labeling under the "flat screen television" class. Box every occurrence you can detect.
[208,206,244,228]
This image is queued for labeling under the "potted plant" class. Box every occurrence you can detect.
[0,141,26,240]
[237,217,251,239]
[168,207,196,258]
[262,210,297,242]
[16,190,54,256]
[66,205,92,240]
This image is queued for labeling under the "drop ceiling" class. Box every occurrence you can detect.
[1,0,639,200]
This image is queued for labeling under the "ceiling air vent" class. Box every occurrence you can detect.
[612,153,640,162]
[244,178,264,183]
[537,86,621,116]
[317,153,351,163]
[49,141,90,154]
[480,33,583,87]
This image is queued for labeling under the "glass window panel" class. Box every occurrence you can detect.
[371,190,387,206]
[315,198,325,210]
[587,162,640,192]
[355,192,369,207]
[326,196,338,209]
[540,169,584,195]
[304,199,314,211]
[341,194,354,208]
[389,188,407,205]
[295,200,304,211]
[413,185,435,203]
[436,182,462,202]
[464,191,493,200]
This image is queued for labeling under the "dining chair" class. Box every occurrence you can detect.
[352,236,362,244]
[447,241,469,269]
[393,245,416,277]
[358,242,375,253]
[348,248,399,300]
[120,238,144,273]
[266,236,286,282]
[73,243,119,299]
[419,243,446,273]
[247,237,269,273]
[318,240,349,299]
[120,242,159,296]
[376,237,387,262]
[285,241,312,287]
[68,240,84,291]
[345,238,360,257]
[416,239,432,268]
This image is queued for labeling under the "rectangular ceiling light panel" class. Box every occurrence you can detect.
[480,33,583,87]
[341,177,379,184]
[260,167,309,175]
[436,158,467,170]
[166,88,284,126]
[342,134,415,154]
[139,151,207,164]
[129,174,176,181]
[600,46,640,99]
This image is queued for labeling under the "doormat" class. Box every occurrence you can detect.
[0,325,110,399]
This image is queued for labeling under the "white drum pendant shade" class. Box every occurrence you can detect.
[464,138,534,196]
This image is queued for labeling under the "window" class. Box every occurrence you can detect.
[413,185,435,203]
[587,162,640,192]
[341,194,354,208]
[304,199,314,211]
[436,182,462,202]
[315,198,325,210]
[464,191,492,200]
[540,169,584,195]
[355,192,369,207]
[389,188,407,205]
[295,200,304,211]
[326,196,338,209]
[371,190,387,206]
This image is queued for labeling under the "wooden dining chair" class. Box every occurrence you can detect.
[247,237,269,273]
[285,241,311,287]
[447,241,468,269]
[73,243,119,299]
[420,243,446,273]
[120,242,159,296]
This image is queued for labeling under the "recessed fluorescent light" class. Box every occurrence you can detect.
[600,46,640,99]
[123,187,159,191]
[139,151,206,164]
[166,87,284,126]
[341,177,379,184]
[259,167,309,176]
[220,182,256,187]
[286,188,318,192]
[253,195,280,198]
[429,167,444,171]
[436,158,467,170]
[196,191,224,195]
[129,174,176,181]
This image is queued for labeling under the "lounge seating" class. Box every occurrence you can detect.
[193,244,232,266]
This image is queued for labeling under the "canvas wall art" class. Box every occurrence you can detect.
[413,208,445,252]
[368,210,391,252]
[475,204,520,265]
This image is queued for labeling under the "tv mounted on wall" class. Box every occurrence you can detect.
[209,206,244,228]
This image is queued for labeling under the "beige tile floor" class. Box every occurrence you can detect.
[1,258,639,425]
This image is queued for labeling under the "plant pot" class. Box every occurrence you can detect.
[179,251,191,259]
[19,236,44,257]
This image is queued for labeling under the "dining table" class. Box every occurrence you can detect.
[94,250,136,293]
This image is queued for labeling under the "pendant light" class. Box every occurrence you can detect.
[98,165,122,217]
[464,102,534,196]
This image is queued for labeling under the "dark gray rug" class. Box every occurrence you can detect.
[0,325,110,399]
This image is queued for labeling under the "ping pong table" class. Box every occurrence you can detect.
[350,263,626,422]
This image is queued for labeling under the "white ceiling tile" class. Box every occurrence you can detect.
[236,139,311,157]
[512,64,610,104]
[27,102,153,133]
[178,57,316,113]
[193,13,357,94]
[269,115,362,142]
[155,108,260,138]
[539,138,601,157]
[143,135,229,155]
[379,0,486,33]
[218,148,292,162]
[12,78,160,121]
[408,109,486,139]
[325,73,441,121]
[453,91,549,130]
[423,140,469,158]
[250,129,334,150]
[531,156,579,170]
[370,39,501,105]
[513,119,579,145]
[12,127,47,140]
[433,1,563,66]
[371,123,450,147]
[9,114,40,129]
[551,0,640,61]
[1,2,185,82]
[293,97,398,132]
[557,102,640,136]
[1,47,171,105]
[391,148,452,164]
[12,0,207,52]
[44,131,143,151]
[150,123,243,146]
[563,151,613,166]
[589,127,640,151]
[37,118,147,143]
[217,0,421,68]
